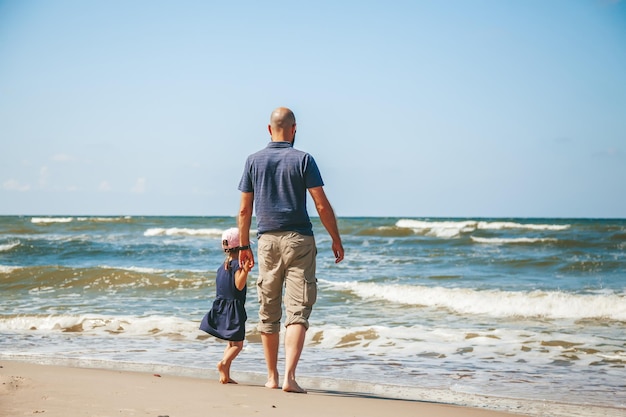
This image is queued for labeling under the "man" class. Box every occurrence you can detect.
[237,107,344,393]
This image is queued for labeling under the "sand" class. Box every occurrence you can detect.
[0,360,529,417]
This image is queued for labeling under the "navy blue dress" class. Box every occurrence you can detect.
[200,260,247,341]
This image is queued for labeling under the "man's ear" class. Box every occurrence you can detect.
[267,125,273,136]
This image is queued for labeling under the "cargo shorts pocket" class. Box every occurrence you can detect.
[303,275,317,307]
[256,275,264,304]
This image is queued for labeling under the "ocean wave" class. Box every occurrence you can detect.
[476,221,570,231]
[396,219,570,239]
[96,264,208,275]
[0,314,201,339]
[396,220,477,238]
[144,227,222,237]
[76,216,133,222]
[2,317,623,413]
[31,216,134,225]
[0,265,21,274]
[4,313,623,375]
[0,265,210,292]
[357,226,415,237]
[0,241,20,252]
[31,217,74,224]
[100,265,168,274]
[610,232,626,241]
[322,280,626,321]
[471,237,558,244]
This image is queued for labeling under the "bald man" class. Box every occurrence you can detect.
[238,107,344,393]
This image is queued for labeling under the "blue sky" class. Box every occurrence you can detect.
[1,1,625,218]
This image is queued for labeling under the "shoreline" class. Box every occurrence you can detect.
[1,359,623,417]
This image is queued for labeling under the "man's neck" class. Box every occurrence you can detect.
[271,137,292,143]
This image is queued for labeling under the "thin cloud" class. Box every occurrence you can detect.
[2,179,31,192]
[131,177,147,194]
[51,153,74,162]
[39,166,50,188]
[99,181,112,192]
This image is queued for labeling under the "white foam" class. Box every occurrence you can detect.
[0,265,21,274]
[471,237,558,244]
[99,265,168,274]
[31,217,74,224]
[396,219,571,238]
[0,314,202,340]
[477,221,570,231]
[0,241,20,252]
[28,286,56,294]
[322,280,626,321]
[76,217,131,222]
[144,227,222,237]
[396,219,478,238]
[2,311,623,413]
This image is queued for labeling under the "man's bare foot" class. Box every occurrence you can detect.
[217,361,233,384]
[265,370,278,389]
[265,378,278,389]
[282,379,307,393]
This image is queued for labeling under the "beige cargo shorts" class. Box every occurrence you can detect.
[256,231,317,334]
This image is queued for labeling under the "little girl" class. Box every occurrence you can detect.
[200,227,252,384]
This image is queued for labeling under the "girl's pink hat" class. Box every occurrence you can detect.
[221,227,240,250]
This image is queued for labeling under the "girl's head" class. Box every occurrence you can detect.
[221,227,240,253]
[222,228,240,270]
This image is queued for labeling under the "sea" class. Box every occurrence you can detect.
[1,216,624,416]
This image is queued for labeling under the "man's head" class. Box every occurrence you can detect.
[268,107,297,143]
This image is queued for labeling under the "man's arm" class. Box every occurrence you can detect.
[238,191,255,268]
[308,186,344,263]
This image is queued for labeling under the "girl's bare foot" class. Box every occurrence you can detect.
[217,361,232,384]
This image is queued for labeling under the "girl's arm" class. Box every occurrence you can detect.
[234,260,251,291]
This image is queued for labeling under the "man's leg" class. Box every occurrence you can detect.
[261,332,280,388]
[283,323,307,393]
[282,233,316,394]
[257,233,284,389]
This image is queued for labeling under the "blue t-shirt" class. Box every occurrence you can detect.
[238,141,324,236]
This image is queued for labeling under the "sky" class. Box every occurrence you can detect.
[1,1,625,218]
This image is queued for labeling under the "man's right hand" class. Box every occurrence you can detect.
[239,248,255,270]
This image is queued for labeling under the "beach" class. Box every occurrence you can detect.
[0,360,534,417]
[1,216,625,416]
[3,360,626,417]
